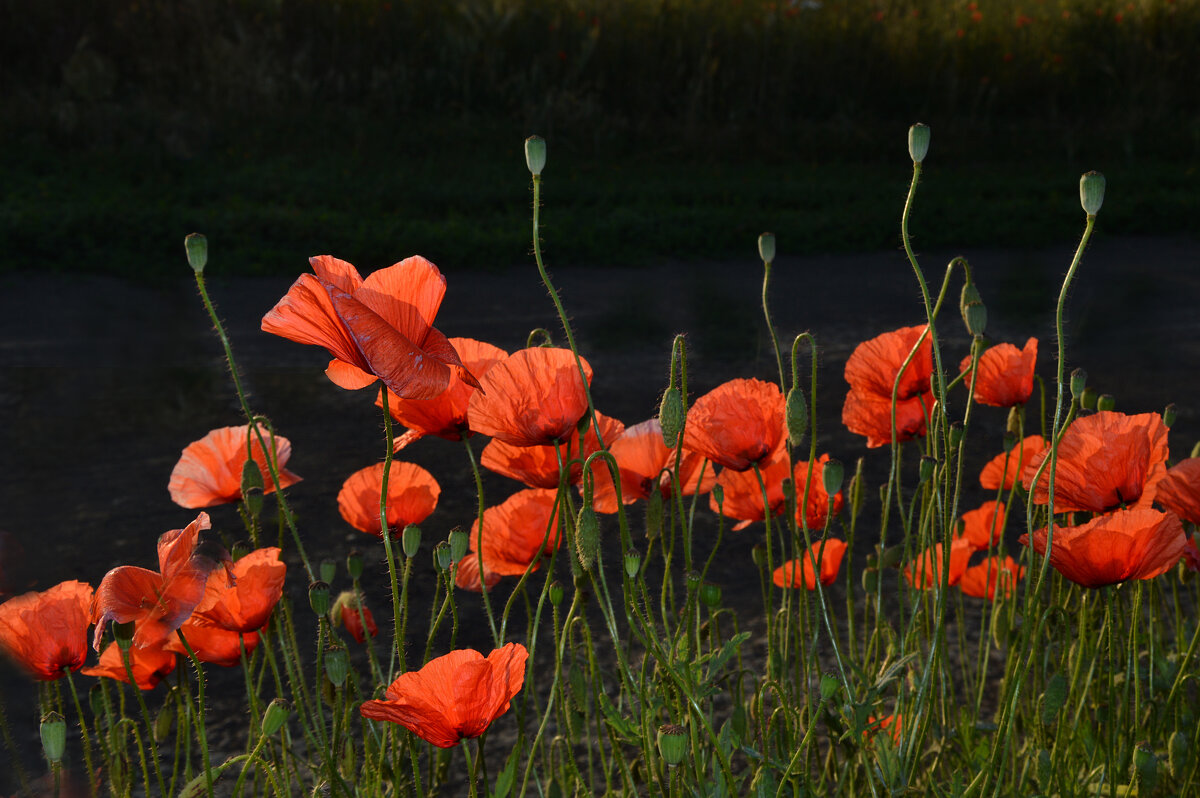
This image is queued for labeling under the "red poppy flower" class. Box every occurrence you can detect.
[1018,508,1185,588]
[378,338,509,451]
[841,387,933,449]
[452,556,502,593]
[979,435,1045,491]
[92,513,231,650]
[865,714,903,744]
[845,325,932,401]
[261,255,478,399]
[467,348,594,447]
[482,412,625,489]
[1183,534,1200,573]
[1023,411,1169,514]
[683,378,785,472]
[959,338,1037,407]
[470,489,561,576]
[587,419,716,514]
[191,548,286,634]
[83,639,177,690]
[903,538,974,589]
[958,501,1006,550]
[959,555,1023,600]
[772,539,848,589]
[165,620,260,668]
[360,643,528,748]
[0,581,93,681]
[330,592,378,644]
[168,424,302,509]
[1154,458,1200,524]
[337,461,440,537]
[711,449,843,531]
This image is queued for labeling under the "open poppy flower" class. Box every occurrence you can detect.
[360,643,528,748]
[958,501,1006,550]
[959,338,1037,407]
[1019,508,1185,588]
[467,347,594,447]
[903,538,973,589]
[1154,457,1200,524]
[1183,534,1200,573]
[684,378,785,472]
[470,489,562,576]
[841,387,933,449]
[453,555,502,593]
[378,338,509,452]
[83,639,177,690]
[482,412,625,489]
[92,513,231,650]
[712,449,843,531]
[1023,411,1169,514]
[772,539,848,589]
[168,424,302,509]
[979,435,1045,491]
[337,461,440,537]
[190,547,286,634]
[959,555,1023,600]
[331,592,378,644]
[865,714,903,744]
[165,620,260,668]
[0,580,93,681]
[587,419,716,514]
[261,255,478,399]
[845,325,932,402]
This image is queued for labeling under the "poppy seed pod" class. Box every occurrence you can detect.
[434,541,452,571]
[819,672,841,701]
[346,549,363,580]
[908,123,931,164]
[758,232,776,264]
[821,458,844,497]
[575,506,600,571]
[659,387,685,448]
[785,387,809,448]
[448,528,469,564]
[1070,368,1088,400]
[308,582,331,616]
[402,524,422,558]
[525,136,547,176]
[40,712,66,763]
[657,724,688,767]
[624,549,642,579]
[1079,171,1105,216]
[320,559,336,585]
[325,645,349,687]
[1097,394,1116,412]
[699,582,722,609]
[548,580,564,606]
[184,233,208,273]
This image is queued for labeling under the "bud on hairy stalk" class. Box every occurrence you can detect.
[751,543,767,569]
[918,456,936,485]
[1069,368,1087,400]
[699,582,722,609]
[575,506,600,572]
[184,233,208,273]
[1040,673,1068,725]
[525,136,547,177]
[1168,730,1187,778]
[324,645,349,687]
[819,673,841,701]
[112,620,135,651]
[1080,387,1098,412]
[1163,403,1177,429]
[1079,171,1105,216]
[548,580,564,607]
[948,422,964,450]
[1133,742,1158,791]
[908,123,931,164]
[645,489,664,541]
[346,549,363,580]
[448,527,469,564]
[785,387,809,448]
[686,571,703,595]
[308,582,331,616]
[241,459,264,519]
[959,283,988,338]
[40,712,66,764]
[1097,394,1116,412]
[320,559,336,585]
[757,232,776,264]
[1006,407,1021,437]
[822,458,844,497]
[89,683,105,717]
[657,724,688,767]
[434,541,452,571]
[402,524,421,559]
[261,698,291,736]
[155,695,175,742]
[624,549,642,579]
[659,387,685,448]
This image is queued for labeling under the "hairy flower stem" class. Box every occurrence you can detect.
[376,391,406,679]
[119,645,167,797]
[63,669,99,796]
[462,437,500,644]
[175,632,214,798]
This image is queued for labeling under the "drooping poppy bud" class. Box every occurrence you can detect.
[659,387,685,448]
[262,698,291,736]
[785,387,809,448]
[575,506,600,572]
[325,645,349,688]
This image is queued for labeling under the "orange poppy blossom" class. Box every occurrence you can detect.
[842,388,934,449]
[1183,534,1200,573]
[377,338,509,452]
[1018,508,1185,588]
[92,512,232,651]
[957,501,1006,550]
[683,378,785,472]
[469,489,562,576]
[772,539,848,589]
[979,435,1046,491]
[188,547,286,634]
[360,643,528,748]
[1023,411,1169,514]
[865,714,903,744]
[586,418,716,514]
[337,461,440,537]
[168,424,302,509]
[482,412,625,489]
[164,620,261,668]
[452,555,502,593]
[959,555,1024,600]
[959,337,1038,407]
[0,580,93,681]
[903,537,974,589]
[711,448,843,532]
[1153,457,1200,524]
[83,639,177,690]
[467,347,594,447]
[842,325,934,448]
[261,255,478,399]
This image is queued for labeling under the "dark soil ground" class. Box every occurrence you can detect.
[1,234,1198,793]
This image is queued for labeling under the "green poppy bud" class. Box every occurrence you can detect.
[644,489,663,541]
[918,456,936,485]
[861,567,879,592]
[1079,171,1105,216]
[241,459,264,518]
[757,232,776,264]
[402,524,421,559]
[659,386,685,448]
[1097,394,1116,412]
[346,549,363,580]
[448,527,469,564]
[1070,368,1087,401]
[908,123,931,164]
[525,136,547,176]
[710,483,724,509]
[112,620,136,651]
[959,283,987,338]
[40,712,66,764]
[155,696,175,742]
[89,683,105,717]
[308,581,331,616]
[751,543,767,569]
[819,673,841,701]
[1163,403,1177,429]
[320,559,336,585]
[230,539,252,561]
[1168,730,1187,777]
[548,580,564,607]
[262,698,291,736]
[699,582,722,609]
[656,724,688,767]
[785,387,809,448]
[1080,386,1098,411]
[575,506,600,572]
[324,645,349,688]
[434,541,452,572]
[184,233,208,273]
[949,422,964,450]
[822,458,844,496]
[1133,742,1158,791]
[624,549,642,579]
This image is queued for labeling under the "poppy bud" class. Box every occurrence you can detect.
[40,712,66,764]
[548,580,564,606]
[448,527,469,564]
[908,123,931,164]
[1097,394,1116,412]
[575,506,600,572]
[624,549,642,579]
[155,695,175,742]
[685,571,703,596]
[758,232,776,264]
[525,135,547,176]
[785,387,809,448]
[89,683,105,717]
[948,422,964,450]
[1163,403,1177,429]
[1070,368,1087,401]
[822,458,844,497]
[751,543,767,569]
[112,620,136,651]
[781,477,795,506]
[656,724,688,767]
[324,645,349,687]
[1080,386,1097,411]
[402,524,421,559]
[1079,171,1105,216]
[819,672,841,701]
[346,549,363,580]
[659,387,685,448]
[241,459,265,518]
[262,698,291,736]
[861,567,879,592]
[645,489,663,541]
[710,483,724,510]
[341,739,356,782]
[918,456,936,485]
[1040,673,1068,724]
[1168,730,1187,778]
[700,582,722,609]
[1133,742,1158,791]
[320,558,337,585]
[184,233,208,273]
[308,581,331,616]
[959,283,987,338]
[434,541,452,571]
[878,545,905,570]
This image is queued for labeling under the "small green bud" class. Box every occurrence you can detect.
[434,541,452,571]
[241,459,265,518]
[656,724,688,767]
[575,506,600,571]
[40,712,66,764]
[1163,403,1177,429]
[751,543,767,569]
[624,549,642,579]
[1097,393,1116,412]
[644,489,663,541]
[918,456,936,485]
[262,698,290,736]
[785,387,809,448]
[320,558,336,585]
[1133,742,1158,791]
[155,696,175,742]
[1006,406,1021,437]
[184,233,208,273]
[819,673,841,701]
[699,582,722,609]
[525,136,547,176]
[1079,171,1105,216]
[710,483,724,509]
[346,549,363,580]
[908,123,931,164]
[1080,386,1098,411]
[1168,730,1187,777]
[821,458,844,496]
[448,527,469,564]
[757,232,776,264]
[402,524,421,559]
[861,567,879,592]
[548,580,564,606]
[686,570,702,595]
[112,620,136,651]
[959,283,987,338]
[949,422,964,450]
[341,739,356,780]
[324,645,349,688]
[308,581,331,616]
[659,387,685,448]
[1070,368,1088,400]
